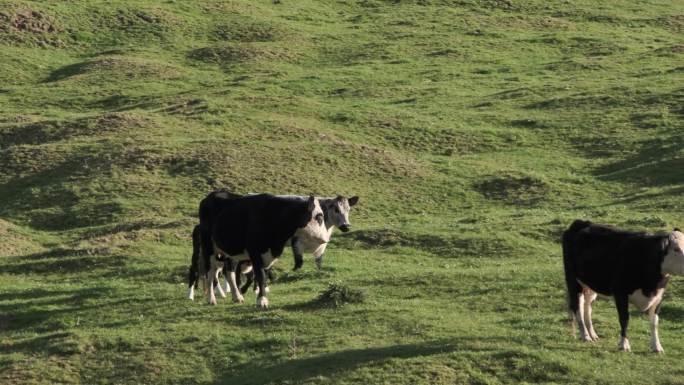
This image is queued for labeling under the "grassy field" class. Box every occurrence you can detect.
[1,0,683,384]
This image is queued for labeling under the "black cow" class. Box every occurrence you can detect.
[563,219,684,352]
[207,193,326,308]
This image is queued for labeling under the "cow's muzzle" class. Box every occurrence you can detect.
[339,225,350,232]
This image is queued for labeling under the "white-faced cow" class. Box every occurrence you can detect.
[280,195,359,270]
[186,190,359,300]
[207,193,328,308]
[563,219,684,352]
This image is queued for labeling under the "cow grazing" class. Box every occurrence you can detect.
[207,194,328,308]
[562,220,684,352]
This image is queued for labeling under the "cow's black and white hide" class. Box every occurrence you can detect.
[208,194,327,308]
[281,195,359,270]
[563,220,684,353]
[186,190,358,299]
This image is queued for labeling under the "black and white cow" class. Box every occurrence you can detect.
[186,190,358,299]
[207,193,328,308]
[563,219,684,352]
[282,195,359,270]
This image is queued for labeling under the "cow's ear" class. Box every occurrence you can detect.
[307,195,316,212]
[348,196,359,206]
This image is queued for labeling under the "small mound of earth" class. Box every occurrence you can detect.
[48,56,182,82]
[189,43,292,64]
[212,21,283,42]
[475,173,550,205]
[0,8,61,33]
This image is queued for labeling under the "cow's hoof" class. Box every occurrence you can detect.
[618,338,631,352]
[232,295,244,304]
[589,332,599,341]
[187,287,195,301]
[651,344,665,354]
[257,296,269,309]
[208,298,217,306]
[580,334,593,343]
[218,290,226,299]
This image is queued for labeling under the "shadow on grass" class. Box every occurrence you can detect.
[0,286,113,332]
[214,340,456,385]
[3,248,128,276]
[594,133,684,187]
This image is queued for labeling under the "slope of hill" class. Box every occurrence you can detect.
[1,1,683,384]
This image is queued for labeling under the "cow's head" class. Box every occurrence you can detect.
[323,195,359,233]
[298,196,329,243]
[662,229,684,275]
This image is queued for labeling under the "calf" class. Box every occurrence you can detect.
[562,220,684,352]
[208,194,328,308]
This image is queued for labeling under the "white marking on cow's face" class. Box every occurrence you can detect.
[663,231,684,275]
[324,196,356,233]
[629,288,665,312]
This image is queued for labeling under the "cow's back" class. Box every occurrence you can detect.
[564,222,650,294]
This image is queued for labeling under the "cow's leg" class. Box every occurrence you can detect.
[615,294,631,351]
[222,261,231,294]
[313,243,328,270]
[187,263,197,301]
[583,288,599,341]
[250,252,268,309]
[292,237,304,270]
[206,257,219,305]
[227,259,244,303]
[649,302,664,353]
[575,292,592,342]
[188,225,202,300]
[215,267,226,298]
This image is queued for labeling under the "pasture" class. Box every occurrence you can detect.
[1,0,683,384]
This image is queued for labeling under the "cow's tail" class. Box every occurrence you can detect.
[562,220,591,335]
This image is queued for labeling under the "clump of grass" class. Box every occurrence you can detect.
[315,282,365,307]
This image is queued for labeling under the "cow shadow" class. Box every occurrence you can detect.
[212,340,457,385]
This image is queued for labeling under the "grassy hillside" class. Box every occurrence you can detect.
[1,0,683,384]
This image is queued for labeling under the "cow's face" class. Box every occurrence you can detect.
[324,195,359,232]
[298,196,329,243]
[663,230,684,275]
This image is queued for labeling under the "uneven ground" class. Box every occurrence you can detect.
[0,0,683,384]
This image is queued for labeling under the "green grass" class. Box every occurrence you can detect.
[1,0,683,384]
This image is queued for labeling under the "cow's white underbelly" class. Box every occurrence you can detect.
[294,226,332,253]
[629,288,665,312]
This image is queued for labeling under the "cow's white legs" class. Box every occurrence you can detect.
[207,264,218,305]
[313,243,328,270]
[215,268,226,299]
[223,273,231,295]
[618,336,631,352]
[228,264,244,303]
[576,293,592,342]
[583,290,599,341]
[649,306,664,353]
[187,285,195,300]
